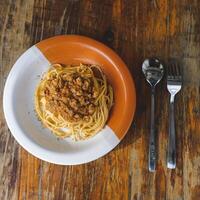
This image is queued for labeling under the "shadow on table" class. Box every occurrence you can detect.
[113,85,149,152]
[116,123,140,151]
[115,109,145,152]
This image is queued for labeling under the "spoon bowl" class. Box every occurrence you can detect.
[142,58,164,86]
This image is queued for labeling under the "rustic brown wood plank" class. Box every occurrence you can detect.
[0,0,200,199]
[0,0,35,199]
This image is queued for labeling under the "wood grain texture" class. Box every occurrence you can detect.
[0,0,200,199]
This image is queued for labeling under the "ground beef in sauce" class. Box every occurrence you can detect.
[43,72,99,122]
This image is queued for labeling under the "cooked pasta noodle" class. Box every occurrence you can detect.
[35,63,113,140]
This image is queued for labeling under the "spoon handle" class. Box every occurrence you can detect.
[149,87,156,172]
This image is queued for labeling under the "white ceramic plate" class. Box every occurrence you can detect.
[3,35,136,165]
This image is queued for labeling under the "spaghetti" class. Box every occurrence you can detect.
[35,63,113,140]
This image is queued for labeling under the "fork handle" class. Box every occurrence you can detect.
[167,95,176,169]
[149,87,156,172]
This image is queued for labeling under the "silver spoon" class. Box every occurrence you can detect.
[142,58,164,172]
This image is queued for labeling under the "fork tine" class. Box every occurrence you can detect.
[176,63,182,80]
[167,68,171,79]
[171,62,176,78]
[167,61,173,77]
[167,60,182,80]
[174,62,179,76]
[175,63,179,75]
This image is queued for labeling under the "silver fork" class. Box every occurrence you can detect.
[167,62,182,169]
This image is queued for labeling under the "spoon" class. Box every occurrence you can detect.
[142,58,164,172]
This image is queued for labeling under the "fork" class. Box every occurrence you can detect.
[167,62,182,169]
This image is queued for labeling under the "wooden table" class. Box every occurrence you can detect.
[0,0,200,199]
